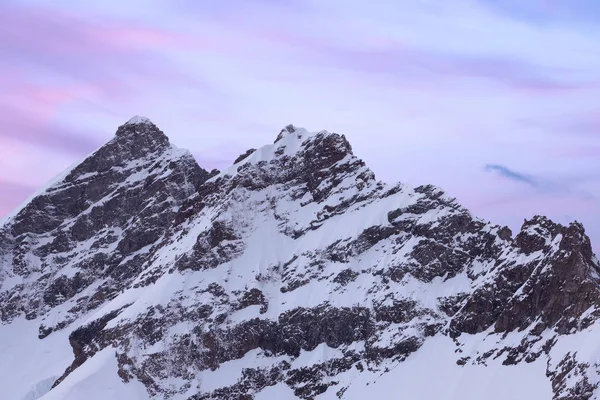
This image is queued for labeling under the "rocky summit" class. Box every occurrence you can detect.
[2,118,600,400]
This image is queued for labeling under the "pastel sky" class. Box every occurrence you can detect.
[2,0,600,246]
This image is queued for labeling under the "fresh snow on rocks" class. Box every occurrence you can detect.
[125,115,154,125]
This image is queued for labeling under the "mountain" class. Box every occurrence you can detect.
[2,117,600,400]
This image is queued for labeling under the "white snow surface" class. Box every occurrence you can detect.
[38,348,148,400]
[335,336,553,400]
[125,115,153,125]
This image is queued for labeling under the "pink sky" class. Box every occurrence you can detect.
[1,0,600,246]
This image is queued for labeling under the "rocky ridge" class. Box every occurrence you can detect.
[1,118,600,399]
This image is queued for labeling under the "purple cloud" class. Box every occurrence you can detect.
[0,5,195,82]
[0,114,100,155]
[0,4,225,105]
[0,4,232,155]
[229,26,595,94]
[0,70,102,154]
[164,0,598,94]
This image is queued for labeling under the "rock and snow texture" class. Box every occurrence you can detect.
[2,119,600,399]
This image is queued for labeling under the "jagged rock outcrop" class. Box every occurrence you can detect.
[2,117,600,400]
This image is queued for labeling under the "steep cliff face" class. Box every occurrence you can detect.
[2,118,600,400]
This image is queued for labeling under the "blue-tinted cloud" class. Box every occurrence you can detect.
[484,164,538,187]
[484,164,597,202]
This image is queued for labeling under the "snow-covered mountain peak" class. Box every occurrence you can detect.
[513,215,593,257]
[274,124,305,142]
[111,116,169,155]
[214,125,355,184]
[1,118,208,280]
[3,121,600,400]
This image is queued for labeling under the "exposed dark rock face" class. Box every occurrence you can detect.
[53,306,128,388]
[548,353,598,400]
[450,217,600,340]
[2,119,600,400]
[234,149,257,164]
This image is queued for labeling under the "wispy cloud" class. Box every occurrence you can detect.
[166,1,596,95]
[484,164,539,187]
[484,163,598,202]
